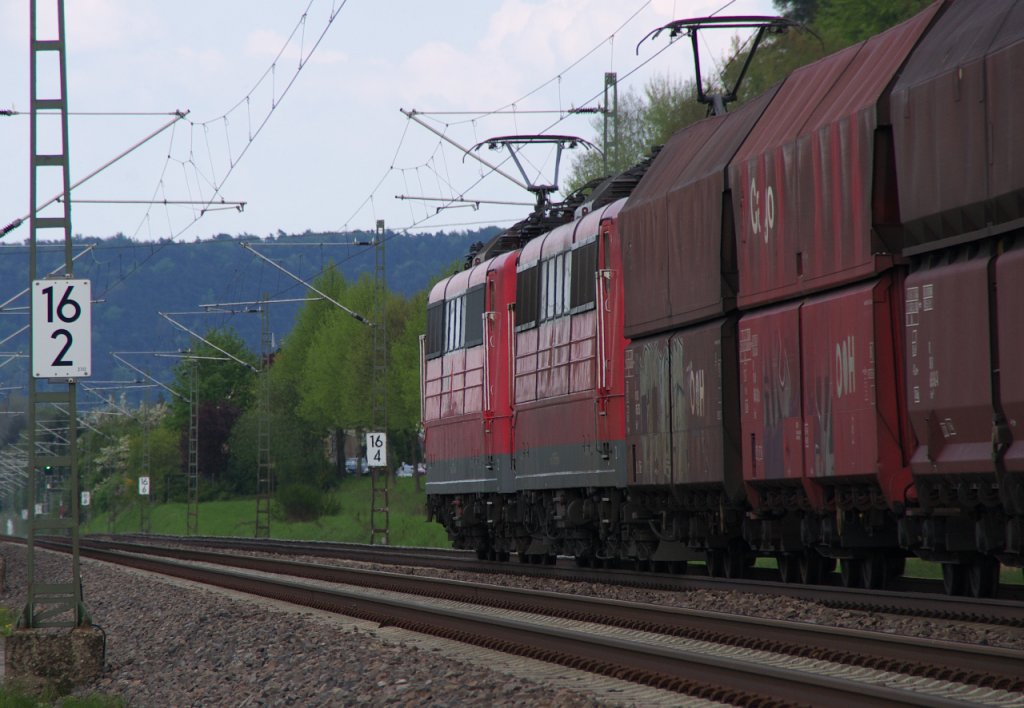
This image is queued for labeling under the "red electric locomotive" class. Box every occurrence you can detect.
[424,190,635,564]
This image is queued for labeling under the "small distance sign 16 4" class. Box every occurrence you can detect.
[32,278,91,379]
[366,432,387,468]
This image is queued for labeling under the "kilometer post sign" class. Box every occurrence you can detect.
[32,278,91,379]
[366,432,387,468]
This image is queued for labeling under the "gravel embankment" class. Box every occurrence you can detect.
[0,545,624,707]
[3,543,1022,706]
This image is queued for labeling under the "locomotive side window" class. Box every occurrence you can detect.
[542,258,555,320]
[425,301,445,359]
[464,284,485,348]
[516,265,539,331]
[570,240,597,313]
[445,294,465,352]
[540,252,572,321]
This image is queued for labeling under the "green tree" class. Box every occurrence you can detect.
[268,266,350,429]
[144,420,182,501]
[225,405,329,495]
[388,291,426,426]
[265,262,431,475]
[814,0,933,49]
[385,289,427,464]
[167,328,257,428]
[774,0,819,24]
[293,272,375,431]
[166,328,257,485]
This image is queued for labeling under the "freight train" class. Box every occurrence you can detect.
[419,0,1024,598]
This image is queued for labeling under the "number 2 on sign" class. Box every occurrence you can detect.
[43,285,81,366]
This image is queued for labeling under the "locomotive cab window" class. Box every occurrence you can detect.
[540,252,572,321]
[425,301,445,360]
[445,294,465,352]
[516,264,539,331]
[464,284,485,348]
[570,240,598,313]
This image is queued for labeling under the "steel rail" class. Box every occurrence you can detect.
[77,537,1024,688]
[107,533,1024,626]
[29,537,1014,707]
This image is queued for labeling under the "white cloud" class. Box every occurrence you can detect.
[0,4,26,44]
[381,0,776,112]
[1,0,138,49]
[66,0,141,51]
[173,46,230,81]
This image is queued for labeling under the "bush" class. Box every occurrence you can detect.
[275,484,338,522]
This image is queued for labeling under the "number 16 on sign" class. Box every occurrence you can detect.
[366,432,387,468]
[32,279,91,379]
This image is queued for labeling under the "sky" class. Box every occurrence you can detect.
[0,0,778,244]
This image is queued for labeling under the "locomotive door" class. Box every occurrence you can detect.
[595,224,613,453]
[482,277,497,467]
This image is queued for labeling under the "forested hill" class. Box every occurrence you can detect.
[0,228,494,388]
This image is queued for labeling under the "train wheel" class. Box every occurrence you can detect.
[799,551,823,585]
[669,560,688,575]
[887,556,906,579]
[574,555,591,568]
[544,554,557,565]
[778,553,800,584]
[861,552,886,590]
[840,559,862,588]
[706,549,725,578]
[496,551,510,562]
[475,546,489,561]
[941,563,966,596]
[968,556,1000,599]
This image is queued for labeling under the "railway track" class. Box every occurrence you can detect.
[18,535,1024,706]
[102,534,1024,628]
